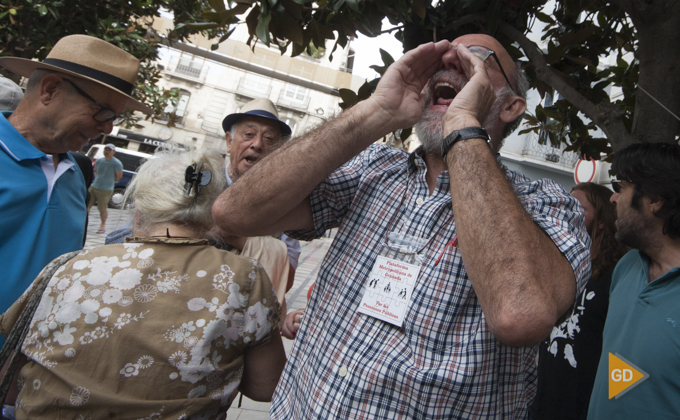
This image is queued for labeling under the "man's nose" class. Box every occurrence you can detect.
[249,133,264,150]
[97,119,114,135]
[610,193,619,204]
[441,44,462,71]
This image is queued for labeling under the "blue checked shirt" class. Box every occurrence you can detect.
[272,144,591,419]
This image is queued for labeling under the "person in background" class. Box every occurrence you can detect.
[106,98,300,328]
[0,35,151,348]
[588,142,680,419]
[87,143,122,234]
[0,148,286,419]
[530,182,627,420]
[0,75,24,111]
[71,151,94,245]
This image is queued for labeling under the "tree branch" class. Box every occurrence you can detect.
[496,20,634,149]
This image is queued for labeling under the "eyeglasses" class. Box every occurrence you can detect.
[451,45,515,94]
[63,79,124,125]
[610,175,632,193]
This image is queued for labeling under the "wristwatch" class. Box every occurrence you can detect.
[441,127,491,157]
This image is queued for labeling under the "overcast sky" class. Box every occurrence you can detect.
[351,20,405,81]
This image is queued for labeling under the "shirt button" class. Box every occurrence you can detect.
[338,366,348,377]
[416,197,424,205]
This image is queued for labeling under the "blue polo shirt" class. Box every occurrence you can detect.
[588,250,680,419]
[0,111,86,347]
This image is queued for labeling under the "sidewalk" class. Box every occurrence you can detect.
[85,209,334,419]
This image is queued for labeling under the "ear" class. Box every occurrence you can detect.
[38,74,64,106]
[499,95,527,124]
[224,132,233,154]
[648,196,665,216]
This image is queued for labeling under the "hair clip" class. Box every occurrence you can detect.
[184,163,212,196]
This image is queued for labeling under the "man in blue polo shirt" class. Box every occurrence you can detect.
[0,35,151,347]
[588,142,680,419]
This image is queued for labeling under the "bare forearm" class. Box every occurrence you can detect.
[212,100,392,237]
[446,140,575,346]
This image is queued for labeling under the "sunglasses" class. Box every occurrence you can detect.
[63,79,124,125]
[451,45,515,94]
[610,175,632,193]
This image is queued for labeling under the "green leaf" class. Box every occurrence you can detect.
[518,127,539,135]
[38,4,47,15]
[338,88,358,108]
[378,48,395,66]
[563,54,593,66]
[412,0,426,19]
[208,0,226,12]
[535,12,554,24]
[278,11,304,45]
[184,22,220,30]
[256,10,272,46]
[346,0,360,13]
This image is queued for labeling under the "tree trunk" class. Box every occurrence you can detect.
[620,0,680,149]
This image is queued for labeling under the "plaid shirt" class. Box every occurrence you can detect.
[272,144,591,419]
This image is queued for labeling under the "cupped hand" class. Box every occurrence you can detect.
[443,45,497,135]
[370,40,451,133]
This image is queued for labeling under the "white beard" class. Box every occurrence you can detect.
[415,73,511,155]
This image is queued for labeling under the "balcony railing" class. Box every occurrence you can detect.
[175,63,202,78]
[521,131,580,170]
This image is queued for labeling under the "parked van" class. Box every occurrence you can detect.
[85,145,155,208]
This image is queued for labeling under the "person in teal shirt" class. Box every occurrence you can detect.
[88,143,123,233]
[588,142,680,420]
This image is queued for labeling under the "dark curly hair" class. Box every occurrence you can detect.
[612,142,680,239]
[571,183,627,281]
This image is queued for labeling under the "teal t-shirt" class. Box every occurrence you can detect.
[92,156,123,190]
[588,250,680,420]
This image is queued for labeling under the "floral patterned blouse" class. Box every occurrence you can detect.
[0,237,281,420]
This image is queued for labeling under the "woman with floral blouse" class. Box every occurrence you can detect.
[1,149,286,419]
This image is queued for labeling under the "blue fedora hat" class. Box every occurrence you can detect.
[222,98,291,136]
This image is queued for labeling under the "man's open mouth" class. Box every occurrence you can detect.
[433,82,458,106]
[244,156,258,164]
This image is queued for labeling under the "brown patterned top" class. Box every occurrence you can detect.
[0,237,281,419]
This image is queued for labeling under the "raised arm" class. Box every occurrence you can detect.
[212,40,452,237]
[444,46,581,346]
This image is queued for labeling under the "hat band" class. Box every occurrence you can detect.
[43,58,134,95]
[245,110,279,120]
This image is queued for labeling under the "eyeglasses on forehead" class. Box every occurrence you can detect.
[63,79,125,125]
[451,45,515,94]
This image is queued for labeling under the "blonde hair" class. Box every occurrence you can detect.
[125,148,227,236]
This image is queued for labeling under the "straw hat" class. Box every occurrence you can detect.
[0,34,151,115]
[222,98,292,136]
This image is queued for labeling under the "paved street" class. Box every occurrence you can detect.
[85,208,333,419]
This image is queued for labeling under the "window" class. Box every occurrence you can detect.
[241,73,271,96]
[345,48,355,73]
[175,55,204,78]
[251,51,278,68]
[282,118,297,137]
[284,85,308,103]
[291,63,314,79]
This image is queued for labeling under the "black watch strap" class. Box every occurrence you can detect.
[441,127,490,157]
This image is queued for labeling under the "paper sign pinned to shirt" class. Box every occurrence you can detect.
[358,256,420,327]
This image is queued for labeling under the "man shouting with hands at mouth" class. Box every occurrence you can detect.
[212,34,590,419]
